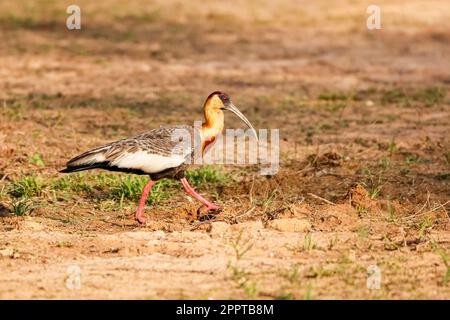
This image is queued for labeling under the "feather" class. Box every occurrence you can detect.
[60,125,202,176]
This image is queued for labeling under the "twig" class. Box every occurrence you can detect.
[307,192,335,205]
[412,190,431,216]
[403,199,450,222]
[286,197,305,215]
[249,176,255,205]
[236,206,256,221]
[0,173,8,183]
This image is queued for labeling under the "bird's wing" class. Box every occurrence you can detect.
[62,125,200,174]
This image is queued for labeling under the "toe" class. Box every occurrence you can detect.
[135,216,146,224]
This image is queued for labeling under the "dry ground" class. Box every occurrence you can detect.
[0,0,449,299]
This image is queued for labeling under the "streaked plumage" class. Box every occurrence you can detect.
[61,92,257,223]
[61,125,200,180]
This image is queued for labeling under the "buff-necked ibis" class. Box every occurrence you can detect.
[60,92,257,223]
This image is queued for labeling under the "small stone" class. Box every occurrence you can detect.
[18,219,45,231]
[0,203,11,217]
[0,248,14,257]
[268,218,311,232]
[230,220,264,233]
[153,230,166,239]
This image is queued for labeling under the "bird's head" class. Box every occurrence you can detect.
[203,91,258,140]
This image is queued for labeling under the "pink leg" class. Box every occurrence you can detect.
[180,177,220,210]
[135,179,155,224]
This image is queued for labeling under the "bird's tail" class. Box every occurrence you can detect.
[60,145,111,173]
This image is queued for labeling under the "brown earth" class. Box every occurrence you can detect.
[0,0,449,299]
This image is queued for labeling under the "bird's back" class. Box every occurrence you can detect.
[61,125,201,176]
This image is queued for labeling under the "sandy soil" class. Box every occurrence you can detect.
[0,0,449,299]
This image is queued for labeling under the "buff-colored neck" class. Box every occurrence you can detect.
[200,98,224,143]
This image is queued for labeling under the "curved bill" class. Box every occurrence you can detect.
[225,103,258,141]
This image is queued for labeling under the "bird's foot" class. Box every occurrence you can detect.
[206,204,221,211]
[197,204,222,221]
[136,217,146,224]
[135,211,146,224]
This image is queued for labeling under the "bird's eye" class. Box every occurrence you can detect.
[219,94,229,104]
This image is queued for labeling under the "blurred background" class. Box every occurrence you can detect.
[1,1,449,100]
[1,0,449,149]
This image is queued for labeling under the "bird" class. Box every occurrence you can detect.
[60,92,258,224]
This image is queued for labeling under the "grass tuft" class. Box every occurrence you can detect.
[52,173,92,193]
[9,176,43,198]
[382,89,409,106]
[11,199,34,216]
[110,176,173,205]
[318,91,349,101]
[185,165,226,188]
[28,153,45,167]
[431,241,450,286]
[415,87,445,107]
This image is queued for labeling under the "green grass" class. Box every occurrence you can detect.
[444,152,450,166]
[418,217,433,240]
[285,232,317,253]
[325,102,346,113]
[51,174,93,193]
[11,199,34,216]
[110,176,174,205]
[280,264,300,284]
[111,176,144,200]
[381,87,445,107]
[431,241,450,286]
[356,204,368,217]
[227,263,259,298]
[302,283,313,300]
[229,229,254,261]
[6,167,227,209]
[436,173,450,181]
[54,240,74,248]
[386,200,396,223]
[382,89,409,106]
[404,153,419,164]
[185,165,226,188]
[28,153,45,167]
[227,230,258,298]
[356,225,370,238]
[277,95,307,111]
[387,139,397,155]
[9,176,43,198]
[318,91,349,101]
[275,292,294,300]
[378,156,390,170]
[367,185,382,200]
[303,232,315,251]
[414,87,445,107]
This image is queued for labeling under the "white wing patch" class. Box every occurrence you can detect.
[110,151,185,174]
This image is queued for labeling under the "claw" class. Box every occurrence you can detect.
[206,204,221,211]
[135,215,146,224]
[197,205,222,221]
